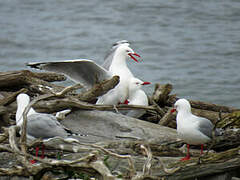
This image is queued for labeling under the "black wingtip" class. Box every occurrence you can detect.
[25,62,45,69]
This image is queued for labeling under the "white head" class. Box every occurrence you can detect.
[172,98,192,114]
[129,78,151,94]
[114,44,141,63]
[16,93,35,125]
[17,93,30,106]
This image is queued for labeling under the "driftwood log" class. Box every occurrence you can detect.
[0,70,240,179]
[0,70,65,90]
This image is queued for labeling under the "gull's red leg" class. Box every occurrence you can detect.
[200,144,204,154]
[124,99,129,104]
[41,144,45,159]
[181,144,191,161]
[30,146,39,164]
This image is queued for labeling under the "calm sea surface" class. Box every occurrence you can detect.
[0,0,239,107]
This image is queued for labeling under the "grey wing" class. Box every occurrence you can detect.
[27,59,112,90]
[102,50,115,70]
[27,113,69,139]
[102,40,130,70]
[196,116,214,139]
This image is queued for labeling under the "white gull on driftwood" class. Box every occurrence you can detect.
[16,93,81,141]
[16,93,84,163]
[171,98,220,161]
[125,78,151,118]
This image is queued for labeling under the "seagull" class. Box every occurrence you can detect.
[102,40,130,70]
[27,44,142,105]
[128,78,151,106]
[96,44,141,104]
[171,98,218,161]
[125,78,151,118]
[16,93,83,163]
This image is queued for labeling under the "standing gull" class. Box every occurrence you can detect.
[171,99,218,161]
[27,44,141,105]
[16,93,82,163]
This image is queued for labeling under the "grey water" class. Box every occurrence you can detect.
[0,0,239,108]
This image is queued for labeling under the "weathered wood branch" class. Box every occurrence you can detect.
[0,106,7,116]
[160,147,240,180]
[33,97,156,113]
[78,75,120,102]
[158,108,175,126]
[8,125,21,153]
[152,83,173,107]
[0,128,9,143]
[0,70,66,88]
[0,88,27,106]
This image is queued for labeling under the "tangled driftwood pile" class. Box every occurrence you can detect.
[0,70,240,180]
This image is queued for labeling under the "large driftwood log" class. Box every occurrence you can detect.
[61,109,178,144]
[0,70,66,88]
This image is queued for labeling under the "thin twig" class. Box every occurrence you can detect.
[73,142,136,176]
[141,144,152,175]
[54,83,83,96]
[0,144,14,153]
[8,126,21,153]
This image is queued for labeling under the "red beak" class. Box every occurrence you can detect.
[170,108,176,113]
[142,82,151,85]
[128,52,142,63]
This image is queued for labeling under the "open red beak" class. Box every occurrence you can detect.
[170,108,176,113]
[128,52,142,63]
[142,82,151,85]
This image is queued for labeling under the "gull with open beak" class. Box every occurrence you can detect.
[27,44,142,105]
